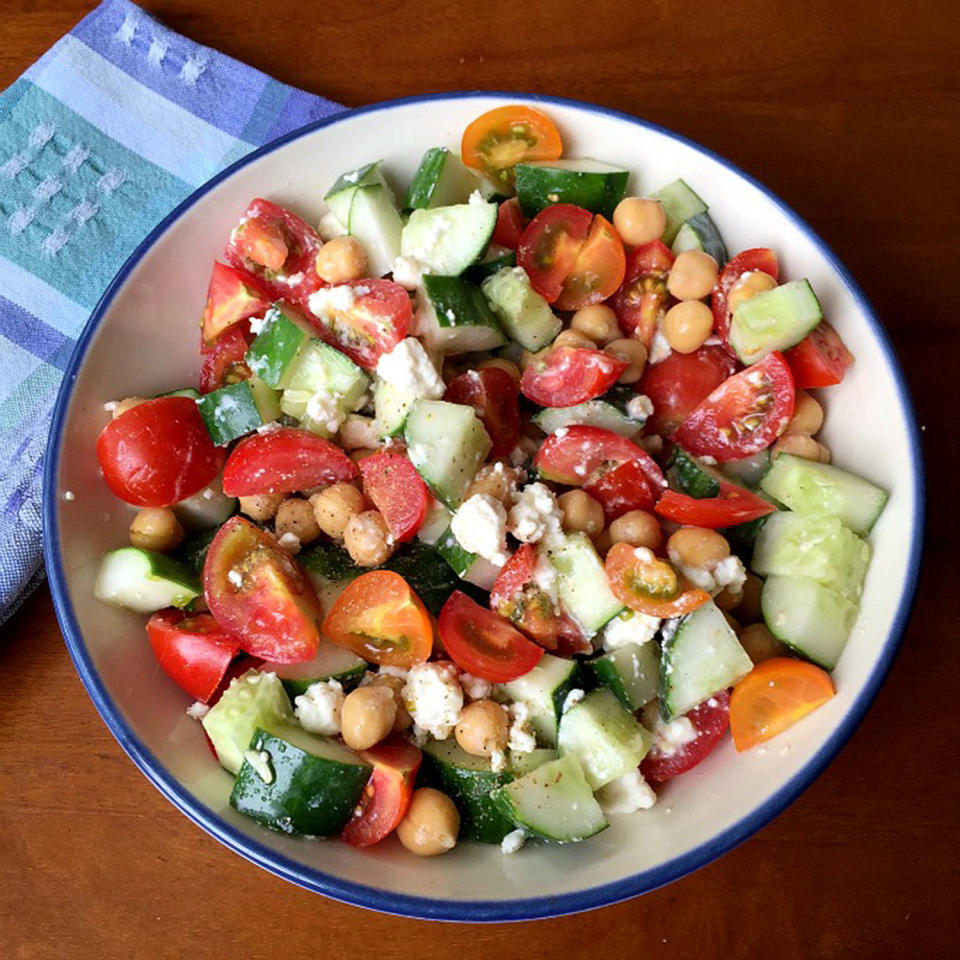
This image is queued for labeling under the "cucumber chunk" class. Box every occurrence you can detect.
[549,533,624,635]
[245,305,311,389]
[534,399,645,437]
[176,527,218,574]
[729,279,823,364]
[94,547,200,613]
[403,399,492,508]
[515,159,629,219]
[418,274,506,354]
[373,378,417,437]
[172,477,236,532]
[196,377,280,445]
[585,640,661,711]
[670,446,723,498]
[384,540,483,615]
[201,669,293,775]
[762,574,858,670]
[417,499,453,546]
[347,183,404,278]
[324,160,391,223]
[651,179,708,245]
[230,724,371,836]
[720,449,772,488]
[481,266,561,351]
[671,211,728,264]
[508,747,557,777]
[298,540,362,585]
[491,755,608,842]
[401,200,497,276]
[659,599,753,720]
[464,249,517,284]
[405,147,480,210]
[259,640,367,697]
[760,453,888,535]
[436,526,502,591]
[558,688,651,790]
[498,654,582,747]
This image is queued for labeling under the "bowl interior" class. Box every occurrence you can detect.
[46,93,922,920]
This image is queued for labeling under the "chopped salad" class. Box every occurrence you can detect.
[90,104,887,856]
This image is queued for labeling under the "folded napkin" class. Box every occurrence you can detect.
[0,0,343,624]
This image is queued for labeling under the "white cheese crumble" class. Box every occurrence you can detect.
[248,313,269,335]
[318,211,347,240]
[490,747,507,774]
[63,490,75,501]
[649,327,672,365]
[339,416,380,450]
[295,679,345,737]
[626,394,654,421]
[403,662,463,740]
[185,701,209,720]
[562,688,585,714]
[602,610,662,652]
[667,548,747,596]
[501,828,527,854]
[650,715,698,757]
[307,283,357,318]
[305,388,346,434]
[450,493,510,566]
[509,436,539,467]
[276,532,301,554]
[103,400,118,412]
[256,420,282,434]
[244,748,274,784]
[375,337,445,399]
[507,701,536,754]
[596,769,657,815]
[459,672,493,701]
[391,255,424,290]
[508,482,564,546]
[467,188,485,206]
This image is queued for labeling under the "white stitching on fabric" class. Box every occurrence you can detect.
[115,14,137,46]
[61,144,90,174]
[147,37,168,68]
[29,122,55,149]
[7,177,63,236]
[40,166,127,256]
[179,53,208,85]
[2,122,56,180]
[1,153,30,180]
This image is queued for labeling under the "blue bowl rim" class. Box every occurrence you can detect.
[42,90,925,923]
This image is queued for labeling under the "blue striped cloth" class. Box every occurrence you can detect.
[0,0,343,624]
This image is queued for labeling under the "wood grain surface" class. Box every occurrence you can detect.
[2,1,958,957]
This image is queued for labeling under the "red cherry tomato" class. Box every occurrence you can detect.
[520,346,626,408]
[609,240,675,345]
[97,397,226,507]
[784,321,854,388]
[492,197,527,249]
[712,248,779,352]
[199,323,253,394]
[461,105,563,185]
[517,204,593,302]
[359,453,428,543]
[201,262,270,346]
[534,425,662,490]
[583,458,656,521]
[438,591,545,683]
[221,428,357,497]
[554,214,626,312]
[655,483,776,528]
[638,345,738,438]
[224,198,323,311]
[674,351,795,461]
[604,542,710,618]
[306,279,413,370]
[341,737,422,848]
[146,609,241,702]
[203,517,322,662]
[641,690,731,781]
[444,367,521,460]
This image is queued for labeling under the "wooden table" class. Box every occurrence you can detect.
[2,1,957,956]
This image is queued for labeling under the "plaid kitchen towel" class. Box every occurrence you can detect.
[0,0,343,624]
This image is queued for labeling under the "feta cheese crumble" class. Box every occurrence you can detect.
[501,828,527,854]
[459,672,493,701]
[185,701,209,720]
[508,482,564,546]
[391,255,424,290]
[649,327,672,365]
[596,769,657,815]
[375,337,445,399]
[403,662,463,740]
[562,688,585,714]
[276,532,301,554]
[307,283,357,319]
[450,494,510,566]
[248,312,269,335]
[305,388,346,434]
[63,490,75,501]
[650,714,698,757]
[507,701,537,754]
[318,211,347,240]
[295,679,345,737]
[626,394,654,422]
[667,548,747,596]
[602,610,662,652]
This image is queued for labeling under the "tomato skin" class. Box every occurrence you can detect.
[638,345,738,438]
[359,453,428,543]
[444,367,521,460]
[492,197,527,249]
[784,321,854,388]
[461,105,563,185]
[674,351,795,461]
[439,591,545,683]
[146,609,241,702]
[641,691,731,781]
[610,241,675,345]
[97,397,226,507]
[306,279,413,370]
[534,425,660,489]
[221,428,357,497]
[199,323,253,394]
[712,248,779,352]
[521,346,626,408]
[203,517,322,663]
[605,542,710,617]
[518,204,593,302]
[341,737,422,847]
[554,214,626,312]
[583,458,656,521]
[655,483,776,528]
[201,262,270,345]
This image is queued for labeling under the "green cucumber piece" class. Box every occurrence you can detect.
[491,755,608,842]
[514,159,629,219]
[245,305,311,389]
[259,641,367,697]
[401,200,497,276]
[534,399,644,438]
[176,527,219,575]
[298,541,362,585]
[481,265,561,351]
[384,540,480,614]
[499,654,582,748]
[417,499,453,546]
[436,526,502,591]
[94,547,200,613]
[651,179,708,245]
[508,747,557,777]
[729,279,823,364]
[324,160,390,222]
[173,477,236,532]
[585,640,661,711]
[373,378,417,437]
[557,688,652,790]
[418,274,506,354]
[671,211,728,264]
[201,669,293,775]
[669,446,722,498]
[347,183,404,278]
[404,399,492,508]
[720,449,772,488]
[196,377,280,445]
[464,249,517,283]
[230,725,371,836]
[404,147,480,210]
[760,454,888,535]
[549,533,624,635]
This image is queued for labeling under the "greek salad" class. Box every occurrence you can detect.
[91,104,887,856]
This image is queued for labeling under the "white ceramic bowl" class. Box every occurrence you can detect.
[43,93,924,921]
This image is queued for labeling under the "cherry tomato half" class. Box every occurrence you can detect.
[784,321,854,388]
[520,346,626,408]
[359,453,428,543]
[221,428,357,497]
[610,240,675,345]
[439,590,545,682]
[461,105,563,186]
[199,323,253,394]
[641,691,731,781]
[673,351,795,461]
[203,516,323,663]
[554,215,626,311]
[97,397,226,507]
[583,457,656,521]
[201,261,270,346]
[604,542,710,618]
[712,248,779,353]
[517,204,593,302]
[492,197,527,250]
[534,425,657,488]
[444,367,521,460]
[654,483,776,528]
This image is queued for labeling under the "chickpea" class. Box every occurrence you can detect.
[605,338,648,384]
[396,788,459,856]
[349,448,379,464]
[592,527,614,556]
[788,390,824,436]
[736,572,763,623]
[465,462,522,504]
[570,304,621,345]
[667,250,718,301]
[553,328,597,351]
[310,483,366,540]
[612,197,666,246]
[340,685,397,750]
[129,507,184,553]
[518,349,537,372]
[367,674,412,733]
[667,527,730,569]
[343,509,393,567]
[111,396,148,419]
[738,622,788,665]
[662,300,714,353]
[274,497,321,547]
[714,582,744,611]
[455,700,509,758]
[771,432,826,462]
[609,510,661,550]
[558,490,604,537]
[477,357,521,382]
[726,270,777,315]
[239,493,286,523]
[314,236,368,283]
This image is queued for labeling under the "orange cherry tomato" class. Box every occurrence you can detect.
[461,105,563,185]
[554,215,626,311]
[322,571,433,668]
[729,657,835,752]
[604,542,710,618]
